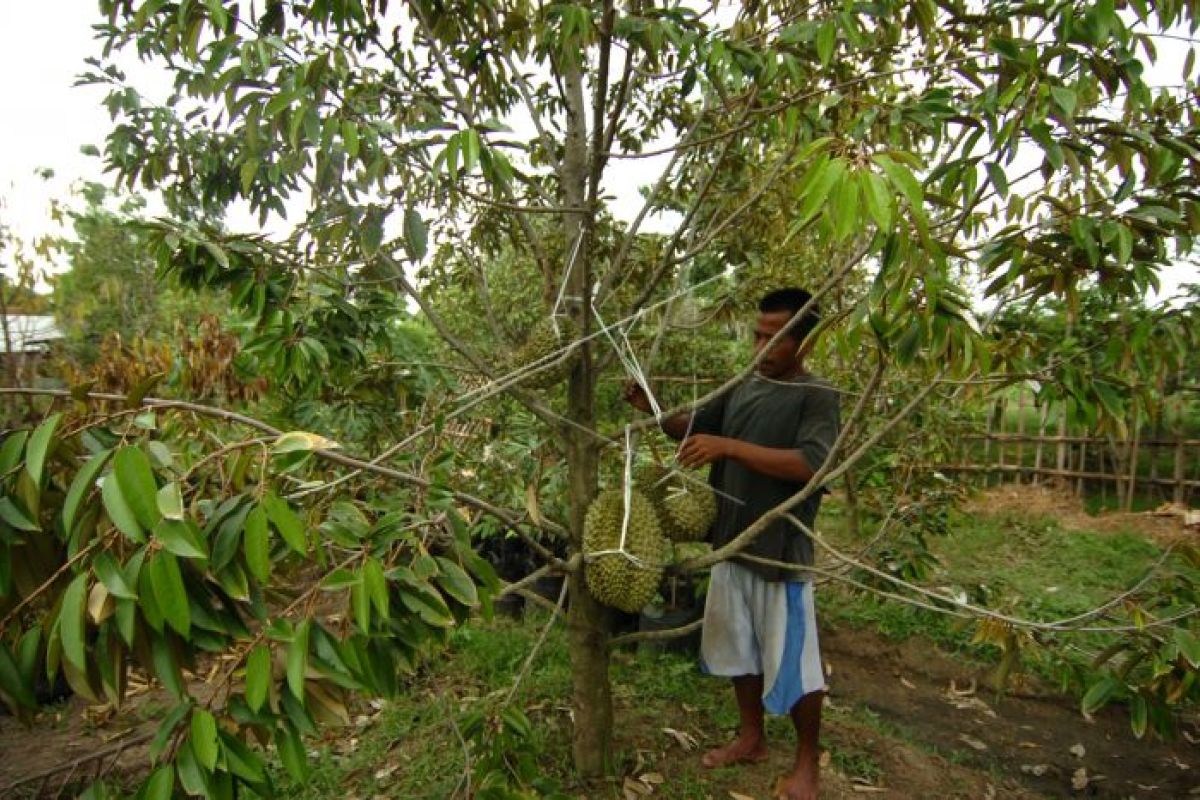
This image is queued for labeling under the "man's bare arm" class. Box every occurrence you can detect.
[623,381,692,440]
[677,434,815,483]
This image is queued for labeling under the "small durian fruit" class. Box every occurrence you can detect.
[506,316,579,389]
[659,473,718,542]
[634,462,670,506]
[583,488,666,613]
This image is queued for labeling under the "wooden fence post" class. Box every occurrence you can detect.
[1174,394,1187,506]
[1033,402,1049,486]
[1124,408,1140,512]
[1015,389,1027,484]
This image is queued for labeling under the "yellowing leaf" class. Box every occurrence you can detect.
[273,431,338,454]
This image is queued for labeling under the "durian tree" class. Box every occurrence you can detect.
[3,0,1200,794]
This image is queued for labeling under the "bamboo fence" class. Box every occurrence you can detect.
[938,386,1199,509]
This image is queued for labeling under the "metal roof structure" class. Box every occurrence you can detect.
[0,315,63,354]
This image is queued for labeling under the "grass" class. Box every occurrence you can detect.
[272,495,1175,797]
[819,494,1168,689]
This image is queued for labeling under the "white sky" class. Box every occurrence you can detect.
[0,2,1195,301]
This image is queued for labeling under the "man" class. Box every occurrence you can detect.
[624,287,839,800]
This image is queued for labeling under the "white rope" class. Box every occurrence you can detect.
[549,229,586,337]
[455,272,727,407]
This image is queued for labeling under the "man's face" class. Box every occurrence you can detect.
[753,310,803,379]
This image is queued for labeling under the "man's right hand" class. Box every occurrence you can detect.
[622,380,653,413]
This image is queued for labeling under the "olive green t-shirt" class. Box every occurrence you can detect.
[692,374,840,581]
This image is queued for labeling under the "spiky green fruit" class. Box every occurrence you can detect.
[583,488,666,613]
[505,317,579,389]
[661,477,718,542]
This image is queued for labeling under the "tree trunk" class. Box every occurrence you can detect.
[559,50,613,778]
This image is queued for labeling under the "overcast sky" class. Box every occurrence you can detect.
[1,2,1194,301]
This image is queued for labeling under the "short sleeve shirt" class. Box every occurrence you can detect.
[692,374,840,580]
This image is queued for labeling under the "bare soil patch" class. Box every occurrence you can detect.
[965,484,1191,545]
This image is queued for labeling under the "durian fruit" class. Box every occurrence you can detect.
[633,462,670,505]
[505,317,579,389]
[583,488,667,613]
[661,477,718,542]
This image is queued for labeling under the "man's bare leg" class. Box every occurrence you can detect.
[775,690,823,799]
[701,674,769,768]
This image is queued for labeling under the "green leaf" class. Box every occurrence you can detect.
[816,22,836,66]
[276,723,308,782]
[245,644,271,712]
[831,173,860,241]
[263,492,306,554]
[152,635,186,698]
[220,730,267,784]
[1050,85,1077,117]
[1081,675,1121,714]
[861,170,894,230]
[434,557,479,607]
[362,557,388,618]
[155,519,208,560]
[0,497,39,532]
[149,552,191,636]
[114,447,160,531]
[244,505,271,582]
[24,413,61,486]
[872,153,926,214]
[1175,628,1200,668]
[102,474,144,542]
[360,206,384,258]
[985,162,1008,199]
[0,431,27,474]
[63,450,111,535]
[156,482,185,521]
[174,739,209,796]
[0,641,36,710]
[351,578,371,632]
[1130,694,1148,739]
[149,702,191,762]
[60,572,90,673]
[240,158,259,195]
[145,765,175,800]
[404,208,428,261]
[190,708,220,770]
[287,620,309,699]
[398,580,456,628]
[93,551,137,599]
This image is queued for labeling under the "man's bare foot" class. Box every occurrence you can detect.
[700,737,769,769]
[774,767,819,800]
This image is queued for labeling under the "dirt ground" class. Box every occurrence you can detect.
[964,483,1194,546]
[609,623,1198,800]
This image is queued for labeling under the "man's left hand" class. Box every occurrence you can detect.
[677,434,733,468]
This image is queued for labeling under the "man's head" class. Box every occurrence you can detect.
[753,287,820,379]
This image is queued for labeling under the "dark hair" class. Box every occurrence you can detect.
[759,287,820,343]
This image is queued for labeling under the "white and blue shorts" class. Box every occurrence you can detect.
[700,561,826,715]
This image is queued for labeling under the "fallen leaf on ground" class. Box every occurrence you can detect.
[1071,767,1089,790]
[1069,743,1086,759]
[662,727,699,751]
[640,773,664,785]
[959,734,988,751]
[1017,741,1040,748]
[900,676,916,689]
[729,792,756,800]
[1020,764,1050,776]
[623,776,652,797]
